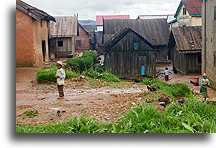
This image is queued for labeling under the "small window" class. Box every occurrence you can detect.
[58,41,63,47]
[76,40,81,46]
[183,8,187,15]
[133,42,139,50]
[40,21,43,27]
[138,56,147,65]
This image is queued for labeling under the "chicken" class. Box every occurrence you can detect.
[158,97,171,107]
[147,86,159,91]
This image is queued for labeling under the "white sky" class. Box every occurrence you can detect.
[22,0,180,20]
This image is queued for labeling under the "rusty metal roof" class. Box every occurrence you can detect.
[49,16,78,38]
[171,26,202,53]
[182,0,202,15]
[103,19,170,46]
[16,0,55,22]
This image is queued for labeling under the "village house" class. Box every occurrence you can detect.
[169,0,202,27]
[49,16,78,58]
[138,14,175,23]
[102,28,156,78]
[202,0,216,88]
[75,23,91,53]
[16,0,55,67]
[167,26,202,74]
[103,19,170,62]
[79,20,96,50]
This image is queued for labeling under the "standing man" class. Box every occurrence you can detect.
[55,61,66,99]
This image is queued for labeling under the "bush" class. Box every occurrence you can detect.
[141,79,191,99]
[64,51,97,73]
[95,65,105,73]
[82,68,120,82]
[36,65,78,83]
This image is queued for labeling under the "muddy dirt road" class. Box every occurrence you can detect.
[16,66,215,125]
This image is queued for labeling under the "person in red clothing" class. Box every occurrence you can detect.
[164,67,172,81]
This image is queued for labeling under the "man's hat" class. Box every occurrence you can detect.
[56,61,63,66]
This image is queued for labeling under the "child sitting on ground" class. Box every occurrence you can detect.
[200,73,210,101]
[55,61,66,99]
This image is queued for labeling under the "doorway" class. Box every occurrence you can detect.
[42,40,46,62]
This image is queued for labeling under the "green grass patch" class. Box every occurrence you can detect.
[82,68,120,82]
[36,65,79,83]
[16,97,216,133]
[141,78,191,99]
[23,110,38,118]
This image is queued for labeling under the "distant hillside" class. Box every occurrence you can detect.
[78,20,96,26]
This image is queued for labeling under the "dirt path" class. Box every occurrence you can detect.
[156,64,215,101]
[16,66,215,125]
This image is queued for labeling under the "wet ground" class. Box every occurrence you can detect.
[16,65,215,125]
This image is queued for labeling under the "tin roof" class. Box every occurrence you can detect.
[171,26,202,53]
[49,16,78,38]
[103,19,170,46]
[174,0,202,17]
[96,15,130,26]
[16,0,55,22]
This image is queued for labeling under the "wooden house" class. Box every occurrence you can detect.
[102,28,156,78]
[49,16,78,58]
[16,0,55,67]
[169,0,202,27]
[167,26,202,74]
[103,19,170,62]
[75,23,90,53]
[202,0,216,87]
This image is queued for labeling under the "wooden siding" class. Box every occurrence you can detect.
[104,31,156,78]
[49,37,75,58]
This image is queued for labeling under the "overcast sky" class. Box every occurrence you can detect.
[22,0,180,20]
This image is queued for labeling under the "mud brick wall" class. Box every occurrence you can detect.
[75,25,90,53]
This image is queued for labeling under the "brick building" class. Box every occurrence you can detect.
[16,0,55,67]
[75,23,90,53]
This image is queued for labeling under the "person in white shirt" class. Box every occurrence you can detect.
[164,67,172,81]
[55,61,66,98]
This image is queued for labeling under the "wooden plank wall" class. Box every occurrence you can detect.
[104,31,156,78]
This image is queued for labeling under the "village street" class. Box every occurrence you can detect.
[16,65,215,125]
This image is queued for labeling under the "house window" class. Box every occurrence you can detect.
[76,40,81,46]
[40,21,43,27]
[133,42,139,50]
[138,56,147,65]
[183,8,187,15]
[58,41,63,47]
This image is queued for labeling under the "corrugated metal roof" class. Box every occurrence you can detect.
[49,16,78,38]
[96,15,130,26]
[182,0,202,15]
[172,26,202,52]
[16,0,55,22]
[103,19,170,46]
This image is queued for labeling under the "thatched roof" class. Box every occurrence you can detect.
[103,19,169,46]
[16,0,55,22]
[49,16,78,38]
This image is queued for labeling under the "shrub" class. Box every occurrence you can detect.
[64,51,97,73]
[95,65,105,73]
[141,79,191,99]
[36,65,78,83]
[82,68,120,82]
